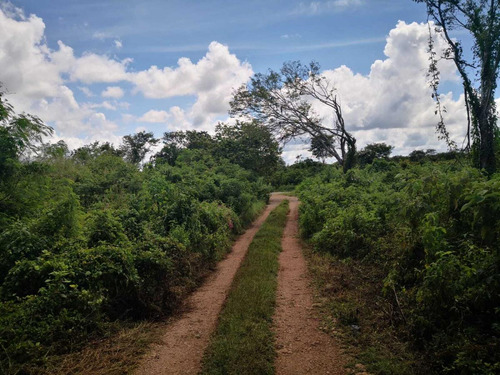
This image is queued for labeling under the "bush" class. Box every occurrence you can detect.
[312,203,380,257]
[0,143,270,372]
[297,163,500,373]
[85,209,129,247]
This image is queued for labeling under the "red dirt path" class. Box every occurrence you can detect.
[274,196,347,375]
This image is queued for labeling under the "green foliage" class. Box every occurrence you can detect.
[312,203,381,257]
[297,161,500,373]
[215,120,282,176]
[73,153,142,208]
[0,91,54,222]
[155,125,282,179]
[0,127,19,181]
[414,0,500,174]
[230,60,356,172]
[357,142,394,166]
[133,235,187,316]
[35,181,82,239]
[154,130,216,166]
[270,158,328,190]
[0,89,53,157]
[71,141,124,163]
[38,140,70,160]
[85,210,129,247]
[120,131,159,165]
[0,125,271,372]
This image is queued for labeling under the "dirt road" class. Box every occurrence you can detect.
[134,194,288,375]
[135,193,345,374]
[274,196,346,375]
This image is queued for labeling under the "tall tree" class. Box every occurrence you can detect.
[357,142,394,166]
[0,86,53,215]
[1,87,53,159]
[215,120,282,176]
[162,130,215,151]
[230,61,356,172]
[38,140,69,160]
[120,131,159,165]
[71,141,124,164]
[415,0,500,174]
[154,130,215,165]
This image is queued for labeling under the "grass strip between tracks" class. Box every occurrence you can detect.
[201,200,289,375]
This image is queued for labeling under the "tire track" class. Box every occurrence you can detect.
[274,196,346,375]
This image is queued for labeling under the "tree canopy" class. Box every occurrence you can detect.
[154,125,282,177]
[357,142,394,166]
[215,120,282,176]
[0,88,53,158]
[120,131,159,165]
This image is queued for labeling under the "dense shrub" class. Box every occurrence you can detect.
[0,143,270,373]
[297,162,500,373]
[270,158,328,190]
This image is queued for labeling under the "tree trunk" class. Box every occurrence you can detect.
[478,112,496,174]
[477,52,497,175]
[342,138,356,173]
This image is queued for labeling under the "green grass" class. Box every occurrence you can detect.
[201,200,289,375]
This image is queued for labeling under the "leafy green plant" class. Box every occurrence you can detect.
[297,162,500,373]
[0,128,272,372]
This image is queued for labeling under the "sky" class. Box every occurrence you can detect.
[1,0,496,162]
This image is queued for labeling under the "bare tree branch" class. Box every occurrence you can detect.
[230,61,356,172]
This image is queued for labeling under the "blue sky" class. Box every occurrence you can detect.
[16,0,428,72]
[0,0,488,161]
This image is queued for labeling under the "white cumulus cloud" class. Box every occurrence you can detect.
[69,54,130,84]
[88,101,117,111]
[131,41,253,128]
[0,5,253,141]
[101,86,124,98]
[78,86,94,97]
[0,5,483,161]
[138,110,170,123]
[311,21,466,156]
[0,5,124,148]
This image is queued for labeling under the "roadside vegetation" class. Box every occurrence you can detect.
[296,155,500,374]
[0,91,279,374]
[201,200,289,375]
